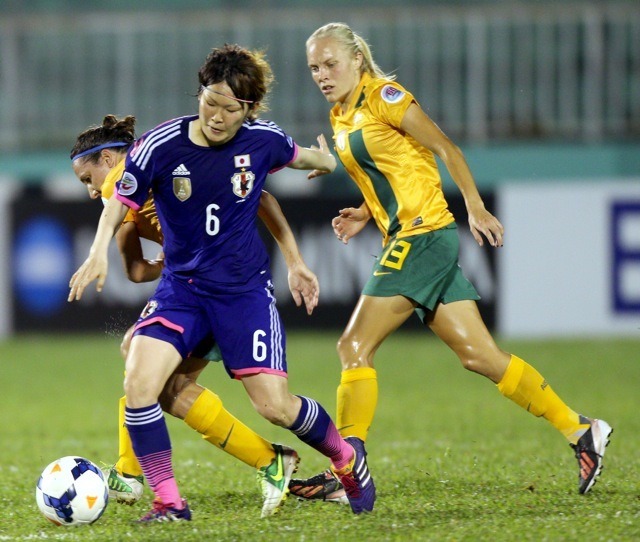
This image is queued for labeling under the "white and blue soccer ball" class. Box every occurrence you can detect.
[35,456,109,526]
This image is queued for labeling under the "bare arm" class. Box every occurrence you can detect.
[115,221,164,283]
[400,103,504,247]
[68,196,128,301]
[288,134,337,180]
[258,191,319,315]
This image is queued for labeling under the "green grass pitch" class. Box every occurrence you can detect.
[0,332,638,541]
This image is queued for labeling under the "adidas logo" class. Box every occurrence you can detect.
[172,163,190,176]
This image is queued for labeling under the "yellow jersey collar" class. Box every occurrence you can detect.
[332,72,373,118]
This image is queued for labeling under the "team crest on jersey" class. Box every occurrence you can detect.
[140,299,158,319]
[173,178,192,201]
[118,172,138,196]
[381,85,405,104]
[231,170,255,198]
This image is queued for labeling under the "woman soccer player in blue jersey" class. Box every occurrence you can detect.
[70,113,327,517]
[289,22,612,503]
[68,44,375,521]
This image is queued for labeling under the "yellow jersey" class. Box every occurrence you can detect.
[330,72,454,246]
[101,159,163,245]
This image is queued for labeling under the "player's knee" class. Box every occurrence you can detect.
[457,350,506,382]
[158,374,191,416]
[253,397,294,427]
[459,354,483,374]
[336,334,370,370]
[124,373,159,407]
[165,373,189,398]
[255,404,287,426]
[158,388,176,414]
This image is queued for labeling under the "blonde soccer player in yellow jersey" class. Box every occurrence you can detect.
[71,114,323,517]
[289,22,612,502]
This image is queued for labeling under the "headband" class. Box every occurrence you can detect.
[200,85,254,104]
[70,141,130,161]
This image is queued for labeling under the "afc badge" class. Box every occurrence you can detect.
[231,170,255,198]
[118,171,138,196]
[381,84,405,104]
[173,177,192,201]
[336,130,347,151]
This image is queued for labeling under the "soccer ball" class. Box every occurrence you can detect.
[35,456,109,526]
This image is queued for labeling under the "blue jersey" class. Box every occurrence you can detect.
[115,115,298,293]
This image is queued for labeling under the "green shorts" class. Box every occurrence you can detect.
[362,223,480,323]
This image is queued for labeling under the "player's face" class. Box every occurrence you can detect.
[72,155,112,200]
[307,37,362,106]
[198,83,250,146]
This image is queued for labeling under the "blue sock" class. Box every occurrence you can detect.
[288,396,351,463]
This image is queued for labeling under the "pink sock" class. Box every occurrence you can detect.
[155,478,183,509]
[330,436,355,471]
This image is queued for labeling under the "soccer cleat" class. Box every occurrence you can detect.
[257,444,300,518]
[570,417,613,494]
[137,498,191,522]
[289,469,349,504]
[331,437,376,514]
[102,466,144,505]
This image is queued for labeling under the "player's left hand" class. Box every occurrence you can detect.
[332,207,369,244]
[287,262,320,315]
[468,207,504,247]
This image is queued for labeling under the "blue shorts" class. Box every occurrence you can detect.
[132,274,287,379]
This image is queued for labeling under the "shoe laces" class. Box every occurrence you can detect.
[294,470,330,487]
[335,466,361,499]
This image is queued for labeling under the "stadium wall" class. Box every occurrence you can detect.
[1,150,638,339]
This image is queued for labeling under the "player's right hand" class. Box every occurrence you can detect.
[68,256,108,301]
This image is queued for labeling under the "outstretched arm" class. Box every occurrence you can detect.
[258,191,319,315]
[289,134,337,180]
[400,103,504,247]
[68,196,128,301]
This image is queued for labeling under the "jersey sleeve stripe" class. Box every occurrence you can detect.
[115,192,142,211]
[245,122,286,137]
[269,143,299,174]
[132,121,182,170]
[138,130,181,170]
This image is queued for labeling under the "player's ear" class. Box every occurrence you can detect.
[354,51,363,71]
[101,149,114,168]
